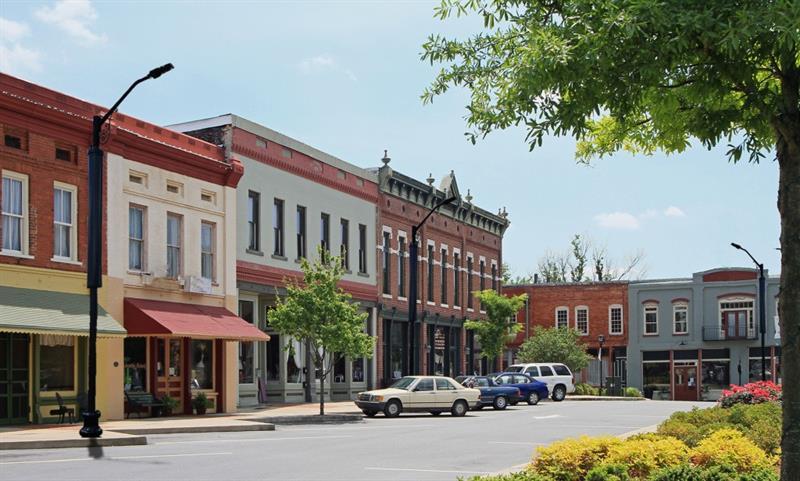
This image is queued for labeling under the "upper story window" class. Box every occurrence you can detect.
[453,252,461,307]
[55,147,73,163]
[673,303,689,334]
[467,256,474,309]
[441,248,448,305]
[340,219,349,270]
[644,304,659,335]
[166,213,182,278]
[53,184,76,261]
[3,127,26,150]
[247,191,260,252]
[479,260,486,292]
[296,206,307,260]
[129,205,145,271]
[491,263,497,291]
[320,213,330,261]
[427,244,435,303]
[555,307,569,329]
[1,171,28,255]
[382,231,391,295]
[201,222,215,281]
[273,198,284,257]
[609,305,623,335]
[575,306,589,335]
[398,235,406,297]
[358,224,367,274]
[720,297,755,339]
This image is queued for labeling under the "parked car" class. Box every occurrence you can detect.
[355,376,481,418]
[505,363,576,401]
[459,376,521,410]
[489,372,550,405]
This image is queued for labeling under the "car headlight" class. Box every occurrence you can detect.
[373,395,384,401]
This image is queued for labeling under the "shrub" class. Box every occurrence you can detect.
[461,471,553,481]
[690,429,773,471]
[624,387,642,398]
[574,383,599,396]
[657,420,703,447]
[585,463,631,481]
[649,464,779,481]
[531,436,621,481]
[719,381,781,407]
[601,435,689,478]
[647,464,702,481]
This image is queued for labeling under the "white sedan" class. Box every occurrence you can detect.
[355,376,481,418]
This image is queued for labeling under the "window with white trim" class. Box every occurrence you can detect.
[555,307,568,329]
[398,235,406,297]
[673,303,689,334]
[166,213,182,278]
[201,222,215,281]
[644,304,659,335]
[609,305,623,335]
[575,307,589,335]
[53,184,76,261]
[719,297,755,339]
[1,171,28,254]
[382,231,391,295]
[129,205,146,271]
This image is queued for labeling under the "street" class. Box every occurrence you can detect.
[0,400,706,481]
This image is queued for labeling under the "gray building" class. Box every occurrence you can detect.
[627,268,780,401]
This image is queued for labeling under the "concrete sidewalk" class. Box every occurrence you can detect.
[0,400,361,450]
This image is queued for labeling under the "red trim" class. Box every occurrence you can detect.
[237,260,378,301]
[642,299,660,304]
[703,270,757,282]
[671,298,690,303]
[717,292,755,299]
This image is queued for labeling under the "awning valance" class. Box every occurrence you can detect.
[0,286,126,337]
[124,298,269,341]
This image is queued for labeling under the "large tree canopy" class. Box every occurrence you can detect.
[422,2,799,478]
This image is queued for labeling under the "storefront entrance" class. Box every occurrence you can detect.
[155,338,185,413]
[0,333,29,425]
[673,362,698,401]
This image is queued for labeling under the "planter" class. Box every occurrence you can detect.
[195,405,207,415]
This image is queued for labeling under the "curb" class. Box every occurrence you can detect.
[565,396,646,401]
[0,435,147,451]
[251,413,363,425]
[110,422,275,435]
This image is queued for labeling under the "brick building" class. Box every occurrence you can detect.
[504,281,629,385]
[371,155,509,386]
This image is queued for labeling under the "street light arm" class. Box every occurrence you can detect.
[731,242,760,268]
[98,63,174,127]
[415,195,457,230]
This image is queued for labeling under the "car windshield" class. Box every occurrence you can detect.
[505,365,524,373]
[389,377,416,390]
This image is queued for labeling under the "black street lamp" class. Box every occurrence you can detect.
[598,334,605,396]
[730,242,767,382]
[80,63,174,438]
[408,195,456,375]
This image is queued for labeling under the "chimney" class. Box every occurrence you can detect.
[534,273,539,284]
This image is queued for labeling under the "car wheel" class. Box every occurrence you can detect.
[527,391,540,405]
[383,399,402,418]
[451,400,468,417]
[552,385,566,402]
[493,395,508,410]
[430,411,442,416]
[362,410,378,417]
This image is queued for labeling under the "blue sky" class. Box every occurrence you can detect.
[0,0,781,279]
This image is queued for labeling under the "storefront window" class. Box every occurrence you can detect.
[352,358,364,383]
[238,300,255,385]
[191,340,213,390]
[334,355,345,383]
[390,322,406,380]
[39,335,74,391]
[266,333,280,381]
[156,338,165,376]
[287,338,303,383]
[642,362,670,399]
[124,338,147,392]
[749,359,772,383]
[169,339,181,377]
[701,360,730,400]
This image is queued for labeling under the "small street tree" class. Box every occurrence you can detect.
[268,252,374,415]
[465,290,527,370]
[517,326,592,374]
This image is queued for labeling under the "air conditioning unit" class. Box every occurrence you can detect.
[184,275,212,294]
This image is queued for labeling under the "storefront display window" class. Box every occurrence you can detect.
[239,342,254,384]
[352,358,364,382]
[169,339,181,377]
[642,362,670,400]
[156,338,165,376]
[287,338,303,383]
[701,360,730,400]
[334,355,345,383]
[266,333,280,381]
[39,335,74,391]
[124,338,147,392]
[390,322,406,380]
[191,340,213,389]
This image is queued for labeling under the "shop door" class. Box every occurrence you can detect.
[156,338,185,412]
[0,333,29,425]
[673,365,698,401]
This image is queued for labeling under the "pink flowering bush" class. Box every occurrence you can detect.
[719,381,781,408]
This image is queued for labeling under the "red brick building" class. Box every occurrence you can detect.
[504,282,629,385]
[373,156,508,386]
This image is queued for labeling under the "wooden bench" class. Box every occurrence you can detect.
[125,391,165,418]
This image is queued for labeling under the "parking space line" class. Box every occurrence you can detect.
[0,452,232,466]
[154,435,352,445]
[365,467,491,475]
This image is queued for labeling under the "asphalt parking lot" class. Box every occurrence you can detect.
[0,400,707,481]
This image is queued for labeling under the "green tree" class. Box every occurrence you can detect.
[517,326,592,373]
[570,234,589,282]
[423,5,798,474]
[465,290,527,369]
[268,251,374,415]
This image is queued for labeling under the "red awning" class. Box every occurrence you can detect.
[124,298,269,341]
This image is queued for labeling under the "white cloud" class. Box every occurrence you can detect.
[664,206,686,218]
[299,54,357,82]
[594,212,641,230]
[35,0,106,45]
[0,17,42,74]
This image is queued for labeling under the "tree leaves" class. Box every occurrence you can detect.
[464,290,527,362]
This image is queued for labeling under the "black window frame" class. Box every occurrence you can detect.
[273,198,284,257]
[358,224,367,274]
[340,218,350,270]
[427,244,435,303]
[296,205,306,260]
[247,191,260,251]
[382,232,391,295]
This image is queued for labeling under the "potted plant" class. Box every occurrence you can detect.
[192,392,212,415]
[160,395,178,416]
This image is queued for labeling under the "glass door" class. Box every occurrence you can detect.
[0,334,29,425]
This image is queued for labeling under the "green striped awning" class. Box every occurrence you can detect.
[0,286,126,337]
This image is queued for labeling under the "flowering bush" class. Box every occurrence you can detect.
[719,381,781,407]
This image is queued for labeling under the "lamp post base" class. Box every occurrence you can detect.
[79,411,103,438]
